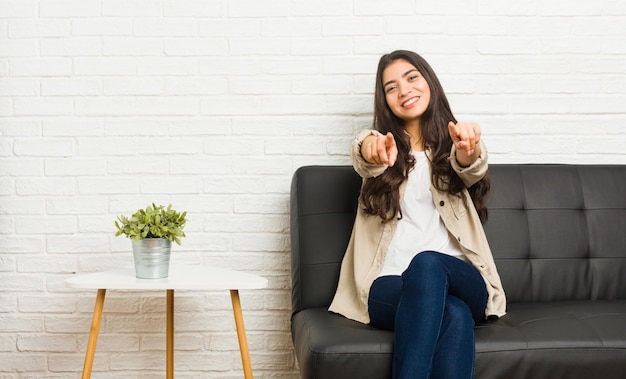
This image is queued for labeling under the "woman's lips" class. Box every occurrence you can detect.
[402,96,420,108]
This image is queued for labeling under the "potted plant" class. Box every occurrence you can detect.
[115,203,187,279]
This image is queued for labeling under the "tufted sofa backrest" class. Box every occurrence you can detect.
[290,166,361,315]
[290,165,626,315]
[484,165,626,303]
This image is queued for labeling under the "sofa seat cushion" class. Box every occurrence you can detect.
[291,308,393,379]
[292,300,626,379]
[476,300,626,378]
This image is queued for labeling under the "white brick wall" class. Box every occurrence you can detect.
[1,0,625,377]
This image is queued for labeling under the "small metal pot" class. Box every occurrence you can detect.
[132,238,171,279]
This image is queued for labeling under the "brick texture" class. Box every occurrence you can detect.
[1,0,625,377]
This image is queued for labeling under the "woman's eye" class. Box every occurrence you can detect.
[408,75,418,81]
[385,86,397,94]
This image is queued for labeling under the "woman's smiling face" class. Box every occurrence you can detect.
[382,59,431,124]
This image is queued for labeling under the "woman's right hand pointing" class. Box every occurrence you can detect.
[361,132,398,167]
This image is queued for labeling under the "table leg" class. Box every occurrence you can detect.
[167,289,174,379]
[230,290,254,379]
[82,288,106,379]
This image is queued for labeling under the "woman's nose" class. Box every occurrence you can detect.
[398,83,410,96]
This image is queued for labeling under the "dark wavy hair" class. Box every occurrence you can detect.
[360,50,490,222]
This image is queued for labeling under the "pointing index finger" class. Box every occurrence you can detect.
[385,133,397,166]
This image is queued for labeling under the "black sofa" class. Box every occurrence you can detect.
[290,164,626,379]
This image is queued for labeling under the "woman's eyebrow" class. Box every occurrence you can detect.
[383,69,419,89]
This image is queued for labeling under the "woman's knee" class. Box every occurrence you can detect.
[407,251,445,271]
[402,251,446,282]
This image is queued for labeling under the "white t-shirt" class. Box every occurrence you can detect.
[378,151,466,277]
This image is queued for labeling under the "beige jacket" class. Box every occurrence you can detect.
[328,129,507,324]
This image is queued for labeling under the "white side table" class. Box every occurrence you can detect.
[65,264,268,379]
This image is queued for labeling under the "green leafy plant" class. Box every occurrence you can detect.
[115,203,187,245]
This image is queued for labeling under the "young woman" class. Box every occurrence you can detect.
[328,50,507,379]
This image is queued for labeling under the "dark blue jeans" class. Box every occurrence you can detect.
[368,251,488,379]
